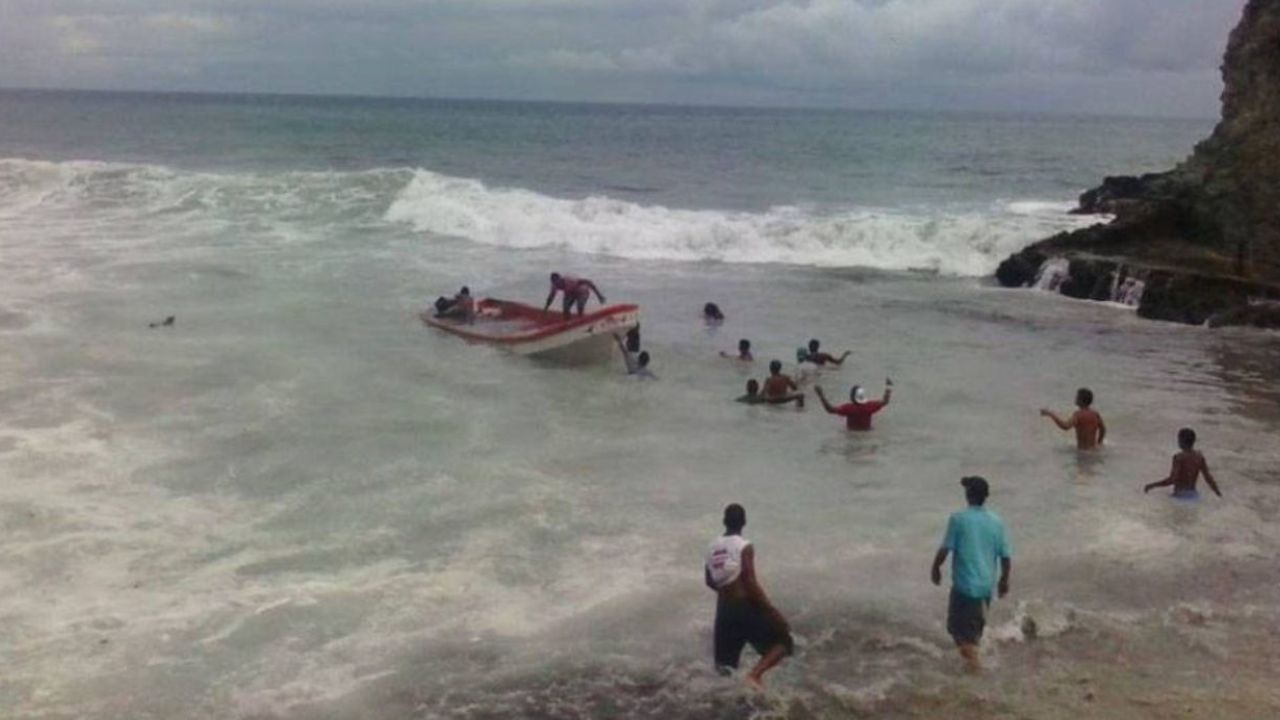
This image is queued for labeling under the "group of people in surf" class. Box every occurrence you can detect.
[435,271,1224,687]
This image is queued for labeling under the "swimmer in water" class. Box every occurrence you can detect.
[704,503,793,690]
[704,302,725,324]
[544,272,606,317]
[814,379,892,431]
[1144,428,1222,499]
[613,334,656,379]
[762,360,804,408]
[799,339,850,367]
[721,339,753,362]
[1039,388,1106,450]
[736,379,802,407]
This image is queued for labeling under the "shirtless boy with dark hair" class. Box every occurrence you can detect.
[1040,388,1106,450]
[1144,428,1223,499]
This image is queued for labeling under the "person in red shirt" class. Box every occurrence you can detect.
[815,379,893,430]
[543,272,606,317]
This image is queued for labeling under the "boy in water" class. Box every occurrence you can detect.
[799,339,850,367]
[704,504,793,689]
[762,360,804,407]
[613,334,656,379]
[930,477,1012,674]
[721,339,753,361]
[1040,388,1106,450]
[1144,428,1223,499]
[736,379,802,407]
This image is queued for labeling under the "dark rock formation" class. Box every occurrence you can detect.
[997,0,1280,328]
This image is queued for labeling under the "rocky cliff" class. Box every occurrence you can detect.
[996,0,1280,327]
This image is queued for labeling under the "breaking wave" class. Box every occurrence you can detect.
[385,170,1094,276]
[1,158,1094,276]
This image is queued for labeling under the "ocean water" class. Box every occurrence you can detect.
[2,90,1279,719]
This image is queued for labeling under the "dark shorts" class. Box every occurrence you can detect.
[714,596,793,669]
[946,588,988,646]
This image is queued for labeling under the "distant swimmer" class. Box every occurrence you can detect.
[704,503,793,689]
[721,339,753,362]
[614,334,656,379]
[762,360,804,407]
[814,378,892,431]
[1144,428,1222,500]
[1039,388,1106,450]
[544,272,606,317]
[736,379,802,407]
[433,286,475,322]
[148,315,175,329]
[930,476,1012,674]
[798,339,850,367]
[704,302,725,324]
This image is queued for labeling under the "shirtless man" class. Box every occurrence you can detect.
[737,379,802,407]
[1144,428,1223,500]
[762,360,804,407]
[721,339,753,362]
[705,504,793,689]
[1040,388,1106,450]
[544,272,606,317]
[799,339,850,367]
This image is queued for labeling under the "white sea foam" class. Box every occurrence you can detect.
[385,170,1093,276]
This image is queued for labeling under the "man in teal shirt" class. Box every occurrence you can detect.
[930,476,1012,672]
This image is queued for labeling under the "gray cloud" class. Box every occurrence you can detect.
[0,0,1246,116]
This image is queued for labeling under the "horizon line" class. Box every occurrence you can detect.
[0,85,1221,124]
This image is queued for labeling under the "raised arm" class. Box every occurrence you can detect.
[813,386,839,414]
[882,378,894,405]
[1039,408,1073,430]
[613,335,639,373]
[1201,457,1223,498]
[830,351,852,366]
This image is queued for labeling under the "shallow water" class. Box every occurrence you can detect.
[2,93,1278,719]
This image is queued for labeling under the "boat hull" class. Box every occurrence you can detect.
[421,299,639,365]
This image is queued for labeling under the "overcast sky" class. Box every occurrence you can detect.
[0,0,1248,117]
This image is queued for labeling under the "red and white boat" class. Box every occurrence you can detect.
[420,298,640,364]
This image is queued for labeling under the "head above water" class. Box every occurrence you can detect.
[849,385,867,404]
[1178,427,1197,450]
[961,476,989,506]
[738,339,751,353]
[745,379,759,395]
[704,302,723,320]
[723,503,746,533]
[769,360,782,375]
[1075,388,1094,408]
[808,339,820,352]
[638,351,650,367]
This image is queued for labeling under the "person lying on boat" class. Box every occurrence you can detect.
[762,361,804,407]
[544,272,606,317]
[614,334,656,379]
[736,379,802,407]
[721,339,753,361]
[798,339,850,367]
[433,286,475,322]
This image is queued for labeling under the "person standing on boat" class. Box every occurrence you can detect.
[705,503,793,689]
[544,272,606,317]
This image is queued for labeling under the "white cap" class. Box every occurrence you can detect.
[854,387,867,403]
